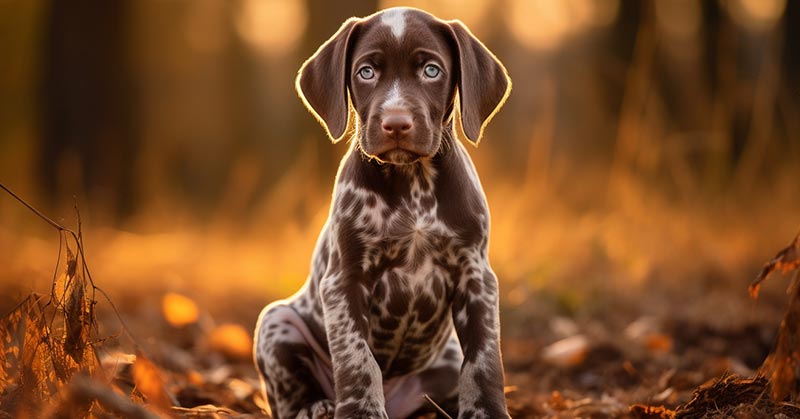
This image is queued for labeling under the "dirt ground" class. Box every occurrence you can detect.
[1,193,800,419]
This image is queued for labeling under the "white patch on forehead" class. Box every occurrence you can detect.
[383,81,404,108]
[381,9,407,40]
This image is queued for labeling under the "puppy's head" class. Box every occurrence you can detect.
[297,7,511,165]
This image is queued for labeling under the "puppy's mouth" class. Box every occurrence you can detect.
[376,148,422,165]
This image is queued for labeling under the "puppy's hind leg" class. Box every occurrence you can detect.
[254,302,334,419]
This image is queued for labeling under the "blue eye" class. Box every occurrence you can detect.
[358,66,375,80]
[423,64,441,78]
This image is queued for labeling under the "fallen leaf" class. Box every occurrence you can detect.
[749,232,800,299]
[645,333,674,353]
[541,335,589,367]
[132,351,173,411]
[208,324,253,361]
[162,293,199,327]
[629,404,675,419]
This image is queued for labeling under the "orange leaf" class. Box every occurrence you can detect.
[208,323,253,361]
[162,292,199,327]
[132,352,172,411]
[629,404,675,419]
[645,333,674,353]
[749,232,800,299]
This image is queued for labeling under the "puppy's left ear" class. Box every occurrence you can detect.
[296,18,360,143]
[448,21,511,145]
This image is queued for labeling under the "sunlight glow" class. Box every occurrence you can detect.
[724,0,786,31]
[380,0,490,32]
[506,0,620,51]
[235,0,307,54]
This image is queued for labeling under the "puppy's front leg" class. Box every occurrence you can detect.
[320,269,388,419]
[452,252,511,419]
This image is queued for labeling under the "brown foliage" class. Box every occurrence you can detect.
[748,231,800,401]
[674,375,800,419]
[0,184,272,419]
[629,404,675,419]
[132,352,174,413]
[749,232,800,299]
[0,232,99,417]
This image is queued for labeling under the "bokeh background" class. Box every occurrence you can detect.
[1,0,799,332]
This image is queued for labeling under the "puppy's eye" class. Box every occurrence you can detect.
[358,66,375,80]
[423,64,441,79]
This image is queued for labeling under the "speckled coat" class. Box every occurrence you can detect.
[254,7,512,419]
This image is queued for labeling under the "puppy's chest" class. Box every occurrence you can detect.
[357,193,460,375]
[366,257,454,376]
[357,188,457,280]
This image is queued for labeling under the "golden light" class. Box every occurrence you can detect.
[506,0,620,52]
[507,0,572,51]
[235,0,307,54]
[380,0,491,32]
[655,0,702,40]
[724,0,786,31]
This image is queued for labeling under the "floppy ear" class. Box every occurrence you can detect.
[448,21,511,145]
[296,18,360,142]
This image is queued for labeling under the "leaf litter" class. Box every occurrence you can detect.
[2,181,800,419]
[627,230,800,419]
[0,183,267,419]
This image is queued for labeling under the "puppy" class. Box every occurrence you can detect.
[254,7,512,419]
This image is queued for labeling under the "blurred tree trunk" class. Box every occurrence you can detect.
[39,0,138,222]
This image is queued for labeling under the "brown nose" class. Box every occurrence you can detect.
[381,113,413,138]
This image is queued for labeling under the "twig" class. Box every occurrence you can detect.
[0,181,138,342]
[0,182,69,232]
[423,394,454,419]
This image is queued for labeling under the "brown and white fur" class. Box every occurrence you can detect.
[254,7,512,419]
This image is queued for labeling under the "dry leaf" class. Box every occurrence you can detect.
[132,351,173,412]
[629,404,675,419]
[645,333,674,353]
[547,391,567,411]
[760,273,800,401]
[749,231,800,400]
[64,246,90,364]
[749,232,800,299]
[541,335,589,367]
[208,324,253,361]
[0,295,65,417]
[162,293,200,327]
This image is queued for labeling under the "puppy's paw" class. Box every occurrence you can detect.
[297,399,335,419]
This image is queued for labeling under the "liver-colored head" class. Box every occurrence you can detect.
[297,7,511,165]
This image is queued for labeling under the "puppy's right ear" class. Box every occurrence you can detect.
[296,18,360,143]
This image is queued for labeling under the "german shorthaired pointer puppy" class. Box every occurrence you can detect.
[254,7,511,419]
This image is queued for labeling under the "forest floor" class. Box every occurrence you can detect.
[2,184,800,419]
